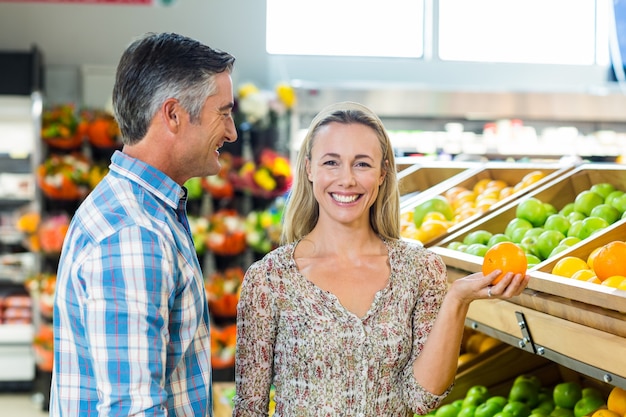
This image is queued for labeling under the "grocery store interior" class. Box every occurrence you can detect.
[1,0,626,416]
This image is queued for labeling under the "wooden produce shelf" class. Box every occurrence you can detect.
[459,292,626,390]
[401,161,574,246]
[444,344,559,404]
[398,161,481,206]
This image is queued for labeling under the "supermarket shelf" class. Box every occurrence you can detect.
[448,265,626,390]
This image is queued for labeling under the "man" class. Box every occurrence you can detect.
[50,32,237,416]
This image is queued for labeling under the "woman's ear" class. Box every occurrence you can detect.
[305,157,312,181]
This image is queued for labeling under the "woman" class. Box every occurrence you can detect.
[233,101,528,416]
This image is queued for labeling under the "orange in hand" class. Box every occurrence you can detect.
[482,241,528,284]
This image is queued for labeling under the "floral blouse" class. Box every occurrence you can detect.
[233,238,451,417]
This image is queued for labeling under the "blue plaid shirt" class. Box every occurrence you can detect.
[50,151,212,416]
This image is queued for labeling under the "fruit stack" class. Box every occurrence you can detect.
[433,164,626,289]
[401,162,571,246]
[426,377,626,417]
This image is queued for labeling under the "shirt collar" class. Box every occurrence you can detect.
[109,150,183,210]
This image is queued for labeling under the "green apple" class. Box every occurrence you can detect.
[533,399,556,415]
[525,227,546,239]
[560,236,581,247]
[573,396,605,417]
[488,233,511,247]
[503,401,532,417]
[543,214,571,235]
[543,203,557,217]
[581,387,603,400]
[517,198,549,227]
[487,397,509,408]
[589,204,621,224]
[590,182,616,200]
[536,230,566,260]
[605,190,625,208]
[549,244,571,258]
[505,218,534,243]
[459,405,478,417]
[567,211,586,223]
[550,408,574,417]
[573,190,604,217]
[464,230,494,246]
[520,235,541,258]
[414,196,454,227]
[475,401,505,417]
[578,216,609,240]
[553,382,582,409]
[447,241,465,251]
[437,403,462,417]
[559,203,576,217]
[612,193,626,214]
[526,254,541,267]
[454,400,467,409]
[463,385,489,403]
[567,220,583,238]
[465,243,489,257]
[509,379,541,406]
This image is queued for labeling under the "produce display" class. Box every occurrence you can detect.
[424,376,625,417]
[443,181,623,262]
[433,166,626,283]
[401,169,551,245]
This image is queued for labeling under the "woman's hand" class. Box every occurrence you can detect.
[448,269,530,305]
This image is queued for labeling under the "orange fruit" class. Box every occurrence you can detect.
[422,211,449,224]
[473,178,492,195]
[593,241,626,281]
[445,186,469,201]
[551,256,590,278]
[607,386,626,416]
[478,336,502,353]
[601,276,626,288]
[499,186,515,200]
[520,170,546,187]
[591,409,621,417]
[587,246,603,270]
[587,276,602,284]
[482,241,528,285]
[465,333,487,353]
[570,269,596,281]
[419,220,448,242]
[458,352,478,367]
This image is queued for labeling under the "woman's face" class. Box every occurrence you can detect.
[306,122,385,229]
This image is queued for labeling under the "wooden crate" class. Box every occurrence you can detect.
[443,345,559,404]
[402,162,574,246]
[398,162,481,204]
[431,164,626,336]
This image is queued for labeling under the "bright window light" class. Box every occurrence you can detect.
[266,0,425,58]
[438,0,597,65]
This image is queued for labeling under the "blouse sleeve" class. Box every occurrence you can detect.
[401,247,453,414]
[232,258,278,416]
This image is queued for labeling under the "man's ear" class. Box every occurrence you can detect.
[163,99,180,131]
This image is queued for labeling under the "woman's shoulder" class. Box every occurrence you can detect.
[246,242,297,275]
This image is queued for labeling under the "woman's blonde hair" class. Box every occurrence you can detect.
[281,101,400,244]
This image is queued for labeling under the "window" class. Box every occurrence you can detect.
[438,0,603,65]
[266,0,425,58]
